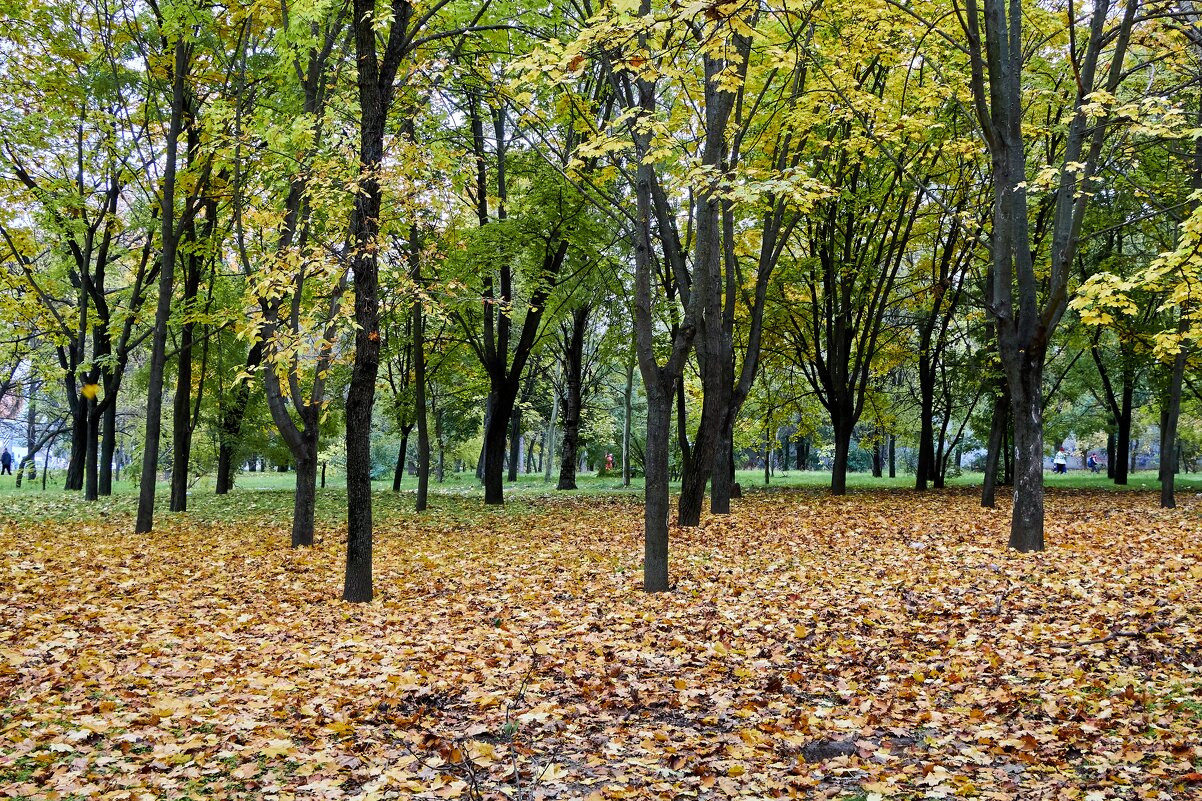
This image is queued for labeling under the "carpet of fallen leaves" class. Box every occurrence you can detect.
[2,488,1202,801]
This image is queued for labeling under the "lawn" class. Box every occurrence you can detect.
[1,483,1200,800]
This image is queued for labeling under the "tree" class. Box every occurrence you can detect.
[956,0,1140,550]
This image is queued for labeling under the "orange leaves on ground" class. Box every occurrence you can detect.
[1,489,1200,800]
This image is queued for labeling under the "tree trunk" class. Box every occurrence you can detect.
[99,399,117,495]
[982,389,1007,508]
[872,434,883,478]
[482,388,518,504]
[557,306,588,491]
[888,434,896,478]
[135,38,187,534]
[84,397,99,501]
[413,269,430,512]
[916,355,935,490]
[507,404,521,483]
[1113,382,1133,485]
[1007,367,1045,552]
[544,384,559,482]
[292,443,318,547]
[831,416,852,496]
[65,401,85,491]
[1161,345,1187,508]
[643,381,672,592]
[392,429,409,492]
[622,362,633,487]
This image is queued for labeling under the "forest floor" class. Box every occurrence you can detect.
[1,487,1200,801]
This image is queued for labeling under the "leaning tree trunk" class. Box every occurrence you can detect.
[1006,360,1046,552]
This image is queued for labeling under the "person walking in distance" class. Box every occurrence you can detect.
[0,447,12,475]
[1053,447,1068,475]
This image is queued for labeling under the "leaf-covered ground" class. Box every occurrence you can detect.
[2,488,1201,801]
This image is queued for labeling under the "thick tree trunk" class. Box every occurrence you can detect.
[482,388,518,504]
[711,420,734,513]
[831,417,852,496]
[291,444,318,547]
[1161,346,1187,508]
[872,435,883,478]
[1007,367,1045,552]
